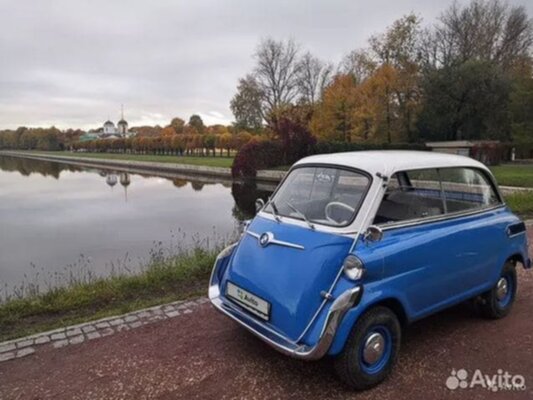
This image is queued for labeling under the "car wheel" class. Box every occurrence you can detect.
[479,261,517,319]
[334,306,401,390]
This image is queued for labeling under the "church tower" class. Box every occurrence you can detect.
[117,104,128,136]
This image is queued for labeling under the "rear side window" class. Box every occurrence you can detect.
[440,168,500,213]
[374,168,444,225]
[374,167,501,226]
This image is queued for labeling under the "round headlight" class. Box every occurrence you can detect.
[343,255,365,281]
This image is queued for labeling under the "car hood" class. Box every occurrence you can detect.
[220,215,353,342]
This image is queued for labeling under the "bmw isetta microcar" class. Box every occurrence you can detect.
[209,151,529,389]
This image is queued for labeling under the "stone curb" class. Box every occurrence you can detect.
[0,297,210,363]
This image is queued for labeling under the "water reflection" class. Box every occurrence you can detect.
[0,154,82,178]
[0,156,276,296]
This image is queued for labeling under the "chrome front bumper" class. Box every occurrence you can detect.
[208,250,363,360]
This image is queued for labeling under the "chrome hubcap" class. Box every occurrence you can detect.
[496,277,508,301]
[363,332,385,365]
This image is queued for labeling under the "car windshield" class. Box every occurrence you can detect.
[265,166,371,227]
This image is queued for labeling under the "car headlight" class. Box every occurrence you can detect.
[342,255,365,281]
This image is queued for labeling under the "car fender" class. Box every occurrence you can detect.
[327,283,410,356]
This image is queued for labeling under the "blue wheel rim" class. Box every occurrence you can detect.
[358,325,392,375]
[497,274,514,308]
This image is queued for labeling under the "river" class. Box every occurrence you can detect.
[0,155,274,298]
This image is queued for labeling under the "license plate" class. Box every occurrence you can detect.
[226,282,270,321]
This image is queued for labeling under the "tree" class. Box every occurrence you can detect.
[271,105,316,164]
[230,74,264,132]
[310,74,358,142]
[218,133,233,156]
[296,52,333,106]
[203,134,216,156]
[369,14,422,142]
[340,49,376,83]
[161,126,176,137]
[509,61,533,142]
[169,117,185,133]
[254,38,301,121]
[188,114,205,133]
[420,0,533,71]
[417,60,511,141]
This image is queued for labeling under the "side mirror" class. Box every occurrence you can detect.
[364,225,383,242]
[255,198,265,212]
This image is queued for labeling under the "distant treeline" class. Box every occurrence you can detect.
[72,131,256,157]
[0,127,82,151]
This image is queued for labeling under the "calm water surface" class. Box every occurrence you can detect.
[0,156,272,296]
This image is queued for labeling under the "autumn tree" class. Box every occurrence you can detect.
[161,126,176,137]
[340,49,376,84]
[310,74,358,142]
[368,14,422,142]
[270,105,316,164]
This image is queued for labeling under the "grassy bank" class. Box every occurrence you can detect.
[491,164,533,188]
[505,192,533,218]
[0,248,218,342]
[26,151,235,168]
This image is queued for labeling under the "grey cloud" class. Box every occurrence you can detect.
[0,0,531,129]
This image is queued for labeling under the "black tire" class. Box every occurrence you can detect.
[334,306,401,390]
[479,261,517,319]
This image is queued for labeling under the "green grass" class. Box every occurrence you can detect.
[27,151,235,168]
[504,191,533,218]
[490,164,533,188]
[0,248,219,342]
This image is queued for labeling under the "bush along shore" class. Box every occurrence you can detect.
[0,244,221,343]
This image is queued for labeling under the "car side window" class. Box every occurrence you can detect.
[440,167,500,212]
[373,168,445,225]
[374,166,501,226]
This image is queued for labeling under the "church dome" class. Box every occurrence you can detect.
[104,120,115,127]
[118,119,128,126]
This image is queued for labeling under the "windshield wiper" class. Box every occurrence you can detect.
[269,200,281,223]
[287,202,315,230]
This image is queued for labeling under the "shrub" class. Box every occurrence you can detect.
[231,140,284,178]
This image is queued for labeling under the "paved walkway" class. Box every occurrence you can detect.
[0,298,208,364]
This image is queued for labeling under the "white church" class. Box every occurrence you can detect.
[100,106,136,138]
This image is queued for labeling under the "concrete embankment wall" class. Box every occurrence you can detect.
[0,151,286,184]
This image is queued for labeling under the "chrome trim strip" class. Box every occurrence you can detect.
[246,230,304,250]
[506,221,527,238]
[269,238,304,250]
[377,204,506,232]
[209,278,361,360]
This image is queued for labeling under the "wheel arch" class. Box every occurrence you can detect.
[328,295,409,356]
[506,252,525,267]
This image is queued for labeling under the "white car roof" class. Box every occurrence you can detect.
[294,150,490,176]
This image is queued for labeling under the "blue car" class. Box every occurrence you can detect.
[209,151,530,389]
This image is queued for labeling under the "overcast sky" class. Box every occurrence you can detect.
[0,0,531,130]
